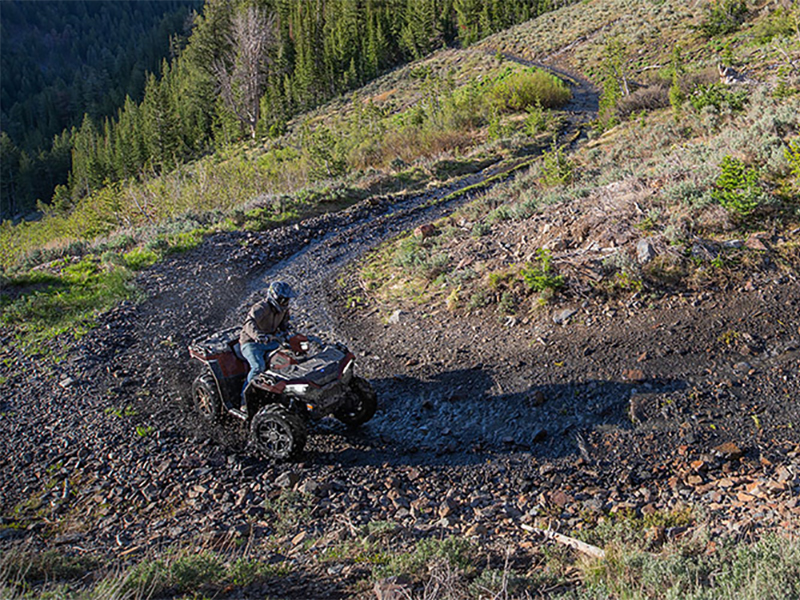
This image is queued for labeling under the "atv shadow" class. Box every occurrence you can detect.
[312,367,688,468]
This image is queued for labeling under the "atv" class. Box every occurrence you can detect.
[188,327,377,460]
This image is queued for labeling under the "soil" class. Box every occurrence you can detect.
[1,62,799,600]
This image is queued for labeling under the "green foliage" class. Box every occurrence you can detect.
[262,490,315,538]
[0,1,197,218]
[668,46,685,117]
[0,257,138,350]
[378,536,475,579]
[486,68,572,111]
[3,0,571,223]
[697,0,749,38]
[712,155,767,218]
[689,83,749,113]
[122,247,159,271]
[541,140,574,187]
[122,551,226,597]
[786,139,800,187]
[752,6,800,43]
[520,249,564,293]
[135,425,154,438]
[0,548,99,590]
[392,234,450,281]
[597,37,629,130]
[581,532,800,600]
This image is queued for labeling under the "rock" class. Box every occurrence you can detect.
[465,523,488,536]
[549,490,571,508]
[388,310,405,325]
[438,497,458,518]
[414,224,438,238]
[713,442,743,461]
[59,377,75,388]
[528,390,546,407]
[275,471,301,490]
[637,239,657,264]
[691,241,719,261]
[291,530,307,547]
[622,369,646,383]
[530,428,547,444]
[297,479,320,495]
[629,393,652,424]
[553,307,578,325]
[745,235,768,251]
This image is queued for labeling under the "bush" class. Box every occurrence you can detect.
[487,68,572,111]
[689,83,749,112]
[123,247,159,270]
[521,249,564,293]
[697,0,749,37]
[541,140,574,187]
[712,155,768,218]
[617,84,670,117]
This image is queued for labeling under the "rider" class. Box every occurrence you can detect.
[239,281,296,410]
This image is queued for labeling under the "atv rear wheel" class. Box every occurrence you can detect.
[335,376,377,427]
[250,404,307,460]
[192,371,222,423]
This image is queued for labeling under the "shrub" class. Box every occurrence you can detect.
[752,5,799,42]
[487,68,572,111]
[712,155,768,218]
[541,140,574,187]
[122,247,159,270]
[786,139,800,186]
[697,0,749,38]
[520,249,564,293]
[617,84,670,117]
[689,83,749,113]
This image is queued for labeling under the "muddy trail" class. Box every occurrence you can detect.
[2,58,800,599]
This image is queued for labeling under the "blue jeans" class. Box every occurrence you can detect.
[241,341,279,394]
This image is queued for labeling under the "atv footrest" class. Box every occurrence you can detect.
[230,407,248,421]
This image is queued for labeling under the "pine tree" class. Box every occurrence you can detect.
[141,67,181,171]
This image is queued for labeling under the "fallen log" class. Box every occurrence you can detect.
[521,524,606,559]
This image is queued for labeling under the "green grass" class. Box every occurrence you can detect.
[0,256,140,352]
[0,545,289,600]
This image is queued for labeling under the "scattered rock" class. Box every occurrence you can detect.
[713,442,744,461]
[636,238,657,264]
[553,307,578,325]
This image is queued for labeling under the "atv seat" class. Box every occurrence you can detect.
[232,342,245,361]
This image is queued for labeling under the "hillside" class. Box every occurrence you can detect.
[1,1,800,599]
[0,0,200,218]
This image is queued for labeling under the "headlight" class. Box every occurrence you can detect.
[342,360,354,383]
[284,383,311,396]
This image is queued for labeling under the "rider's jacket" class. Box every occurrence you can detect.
[239,299,289,346]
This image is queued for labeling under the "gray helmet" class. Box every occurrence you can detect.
[267,281,296,311]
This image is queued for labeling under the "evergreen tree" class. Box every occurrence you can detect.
[0,133,20,218]
[141,67,181,172]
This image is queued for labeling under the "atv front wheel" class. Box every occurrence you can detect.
[192,371,222,423]
[335,376,377,427]
[250,404,307,460]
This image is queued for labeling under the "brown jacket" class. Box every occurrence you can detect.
[239,299,290,346]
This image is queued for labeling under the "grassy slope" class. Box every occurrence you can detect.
[360,0,800,321]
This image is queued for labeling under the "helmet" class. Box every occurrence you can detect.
[267,281,296,311]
